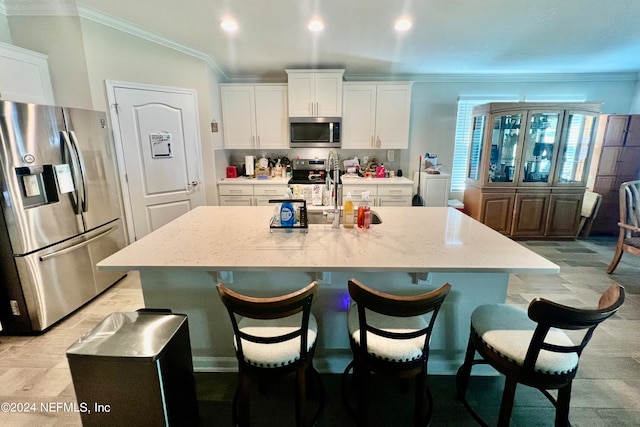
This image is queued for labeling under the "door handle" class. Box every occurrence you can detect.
[186,180,200,192]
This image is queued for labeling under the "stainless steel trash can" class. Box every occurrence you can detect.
[66,311,199,426]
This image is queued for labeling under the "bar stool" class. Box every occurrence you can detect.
[216,282,324,427]
[342,278,451,426]
[456,284,625,426]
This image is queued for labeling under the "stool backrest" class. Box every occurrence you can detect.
[524,284,624,372]
[619,180,640,237]
[217,282,318,363]
[348,279,451,358]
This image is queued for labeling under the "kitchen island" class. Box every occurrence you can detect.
[98,206,559,374]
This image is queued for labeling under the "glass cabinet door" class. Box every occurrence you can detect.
[487,113,523,184]
[467,115,485,181]
[520,111,562,184]
[555,112,597,185]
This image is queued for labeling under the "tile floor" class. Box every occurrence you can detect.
[0,236,638,426]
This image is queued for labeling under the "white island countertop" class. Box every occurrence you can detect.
[98,206,558,274]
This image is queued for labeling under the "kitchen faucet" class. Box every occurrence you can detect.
[326,149,340,228]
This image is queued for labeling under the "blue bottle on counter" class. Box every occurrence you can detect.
[280,189,295,229]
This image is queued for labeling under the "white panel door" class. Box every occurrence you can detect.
[108,83,205,241]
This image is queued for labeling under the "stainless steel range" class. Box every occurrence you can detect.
[288,159,328,205]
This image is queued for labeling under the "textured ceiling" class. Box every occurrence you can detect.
[7,0,640,79]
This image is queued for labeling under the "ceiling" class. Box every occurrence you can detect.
[8,0,640,79]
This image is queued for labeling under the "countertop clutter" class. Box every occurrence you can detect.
[217,176,414,185]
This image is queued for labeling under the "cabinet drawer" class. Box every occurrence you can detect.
[253,185,289,196]
[342,185,377,197]
[219,196,253,206]
[219,185,253,196]
[377,185,412,196]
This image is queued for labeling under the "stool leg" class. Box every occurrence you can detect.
[414,367,427,427]
[497,376,517,427]
[354,360,369,427]
[456,334,476,400]
[295,367,306,426]
[238,372,251,427]
[555,382,572,427]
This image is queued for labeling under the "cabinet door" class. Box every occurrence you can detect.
[221,86,256,149]
[421,174,450,207]
[519,110,563,186]
[617,146,640,177]
[545,193,583,237]
[342,185,377,205]
[0,44,55,105]
[625,116,640,146]
[315,72,343,117]
[342,84,376,149]
[512,192,549,237]
[486,112,525,185]
[554,112,597,186]
[254,85,288,149]
[602,115,629,147]
[480,193,514,235]
[287,73,314,117]
[374,84,412,149]
[596,147,623,175]
[219,196,253,206]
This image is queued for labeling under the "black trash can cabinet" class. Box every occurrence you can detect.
[66,311,198,426]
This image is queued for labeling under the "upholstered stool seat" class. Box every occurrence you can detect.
[347,306,430,362]
[342,278,451,427]
[471,304,578,375]
[457,285,625,427]
[237,313,318,367]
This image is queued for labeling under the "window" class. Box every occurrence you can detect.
[451,97,518,192]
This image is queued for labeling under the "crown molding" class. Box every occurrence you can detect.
[345,72,640,83]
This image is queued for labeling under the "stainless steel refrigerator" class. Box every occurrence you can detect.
[0,100,127,334]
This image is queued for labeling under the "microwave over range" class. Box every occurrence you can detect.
[289,117,341,148]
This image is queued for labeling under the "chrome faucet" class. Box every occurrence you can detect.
[326,149,340,228]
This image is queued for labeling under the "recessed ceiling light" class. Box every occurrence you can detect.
[308,19,324,32]
[220,18,238,32]
[394,19,412,32]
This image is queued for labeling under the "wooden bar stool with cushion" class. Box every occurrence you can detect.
[342,278,451,426]
[456,284,625,427]
[607,180,640,274]
[217,282,324,427]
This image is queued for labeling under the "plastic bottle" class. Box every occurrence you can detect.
[343,192,355,228]
[280,189,295,230]
[357,191,371,229]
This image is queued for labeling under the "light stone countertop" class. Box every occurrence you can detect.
[98,206,559,274]
[218,176,414,185]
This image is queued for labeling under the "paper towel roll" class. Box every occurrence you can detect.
[245,156,254,176]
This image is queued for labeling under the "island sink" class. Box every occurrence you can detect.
[306,209,382,225]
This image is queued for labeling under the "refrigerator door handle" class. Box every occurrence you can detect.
[68,130,89,213]
[60,131,82,215]
[39,225,118,262]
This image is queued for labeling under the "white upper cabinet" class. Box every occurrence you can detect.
[286,69,344,117]
[220,84,288,149]
[0,42,55,105]
[342,82,412,149]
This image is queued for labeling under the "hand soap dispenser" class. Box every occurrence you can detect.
[343,192,354,228]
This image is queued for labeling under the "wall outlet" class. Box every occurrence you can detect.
[363,156,369,163]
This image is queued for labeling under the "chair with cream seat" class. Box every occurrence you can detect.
[576,190,602,239]
[216,282,323,427]
[342,278,451,426]
[456,284,625,427]
[607,180,640,274]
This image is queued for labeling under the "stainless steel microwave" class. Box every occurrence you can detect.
[289,117,341,148]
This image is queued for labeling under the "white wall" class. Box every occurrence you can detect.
[8,15,93,108]
[0,10,11,43]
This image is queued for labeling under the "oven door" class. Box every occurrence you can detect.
[289,117,341,148]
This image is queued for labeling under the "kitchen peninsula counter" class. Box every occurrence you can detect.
[98,206,559,373]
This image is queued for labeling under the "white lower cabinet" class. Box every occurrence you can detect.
[377,185,413,206]
[219,184,289,206]
[342,184,413,207]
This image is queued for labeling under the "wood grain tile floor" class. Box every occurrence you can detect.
[0,236,638,426]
